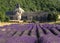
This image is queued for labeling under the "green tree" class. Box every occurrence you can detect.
[47,13,53,21]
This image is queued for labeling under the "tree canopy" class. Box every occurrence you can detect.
[0,0,60,22]
[0,0,60,12]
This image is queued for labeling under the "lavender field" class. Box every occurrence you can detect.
[0,23,60,43]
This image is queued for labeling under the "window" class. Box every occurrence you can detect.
[10,17,13,20]
[21,16,27,20]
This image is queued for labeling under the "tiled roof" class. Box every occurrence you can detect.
[22,11,48,16]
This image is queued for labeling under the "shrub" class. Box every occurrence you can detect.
[4,16,10,22]
[23,19,26,22]
[47,13,53,22]
[52,14,58,21]
[47,12,58,22]
[32,20,36,23]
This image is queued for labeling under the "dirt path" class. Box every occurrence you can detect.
[0,21,60,26]
[0,22,29,26]
[0,22,18,26]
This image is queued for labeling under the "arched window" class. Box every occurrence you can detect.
[21,16,27,20]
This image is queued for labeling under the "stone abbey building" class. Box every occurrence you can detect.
[6,4,49,22]
[6,4,25,20]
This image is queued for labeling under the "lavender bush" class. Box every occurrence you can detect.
[0,23,60,43]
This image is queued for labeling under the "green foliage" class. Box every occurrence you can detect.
[47,13,53,21]
[23,19,26,22]
[0,0,60,22]
[52,13,58,21]
[47,12,58,22]
[0,0,60,12]
[0,11,9,22]
[32,20,36,23]
[4,16,10,22]
[0,12,5,22]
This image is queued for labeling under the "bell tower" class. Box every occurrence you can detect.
[13,4,25,20]
[15,3,20,8]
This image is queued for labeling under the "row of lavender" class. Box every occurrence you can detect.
[0,23,60,43]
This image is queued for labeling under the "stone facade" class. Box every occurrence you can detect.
[6,4,49,22]
[22,12,49,22]
[6,4,24,20]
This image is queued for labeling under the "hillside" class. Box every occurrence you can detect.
[0,0,60,12]
[0,0,60,22]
